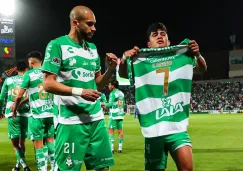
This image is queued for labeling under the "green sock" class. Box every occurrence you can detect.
[35,148,46,171]
[109,135,114,144]
[43,144,48,169]
[15,150,27,168]
[47,141,55,170]
[118,137,124,144]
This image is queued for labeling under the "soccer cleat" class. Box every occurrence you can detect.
[117,150,122,153]
[12,167,20,171]
[24,166,31,171]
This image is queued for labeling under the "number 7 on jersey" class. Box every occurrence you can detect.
[156,68,170,96]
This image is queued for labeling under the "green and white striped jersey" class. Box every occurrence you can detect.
[0,75,30,118]
[127,39,195,138]
[21,68,53,118]
[41,35,103,124]
[105,89,125,120]
[100,93,107,104]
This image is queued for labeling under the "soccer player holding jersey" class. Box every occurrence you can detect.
[119,23,207,171]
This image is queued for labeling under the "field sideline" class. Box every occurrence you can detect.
[0,114,243,171]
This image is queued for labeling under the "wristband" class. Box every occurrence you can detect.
[72,88,83,96]
[122,54,127,60]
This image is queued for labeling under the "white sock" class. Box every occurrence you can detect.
[118,143,123,151]
[111,144,114,151]
[19,158,27,168]
[15,160,20,168]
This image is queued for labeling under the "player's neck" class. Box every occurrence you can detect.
[32,64,41,69]
[68,31,84,44]
[17,72,24,76]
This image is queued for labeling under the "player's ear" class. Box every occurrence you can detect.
[147,42,151,48]
[73,20,79,27]
[168,40,171,46]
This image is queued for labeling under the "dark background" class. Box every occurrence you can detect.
[14,0,243,79]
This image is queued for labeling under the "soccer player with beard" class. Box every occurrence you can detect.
[41,6,118,171]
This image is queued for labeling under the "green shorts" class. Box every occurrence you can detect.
[28,117,54,141]
[55,119,114,171]
[8,116,28,139]
[108,118,123,130]
[145,131,192,170]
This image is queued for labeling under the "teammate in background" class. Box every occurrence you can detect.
[105,80,125,153]
[119,23,207,171]
[0,61,31,171]
[41,6,117,171]
[12,51,55,171]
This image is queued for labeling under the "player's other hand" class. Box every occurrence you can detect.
[81,89,101,102]
[0,114,4,120]
[124,46,140,58]
[189,40,200,57]
[106,53,118,71]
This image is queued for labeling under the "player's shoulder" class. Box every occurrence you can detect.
[118,89,125,96]
[4,76,12,84]
[24,69,33,75]
[48,35,67,46]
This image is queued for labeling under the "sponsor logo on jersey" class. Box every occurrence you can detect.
[156,98,183,120]
[51,57,61,66]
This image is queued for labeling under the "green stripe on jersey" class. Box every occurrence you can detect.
[127,39,195,137]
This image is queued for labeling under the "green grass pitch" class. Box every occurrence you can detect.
[0,114,243,171]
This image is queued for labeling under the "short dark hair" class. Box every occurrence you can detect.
[110,80,119,88]
[146,22,167,41]
[27,51,43,61]
[16,60,27,72]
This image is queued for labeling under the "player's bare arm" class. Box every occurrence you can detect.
[43,72,100,102]
[119,46,139,79]
[12,88,26,117]
[95,53,118,89]
[189,40,207,74]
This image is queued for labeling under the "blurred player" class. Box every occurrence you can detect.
[105,80,125,153]
[12,51,55,171]
[0,61,31,171]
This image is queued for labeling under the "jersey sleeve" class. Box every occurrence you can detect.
[105,92,115,108]
[0,79,8,113]
[21,72,30,89]
[101,93,107,103]
[126,58,135,86]
[42,40,62,75]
